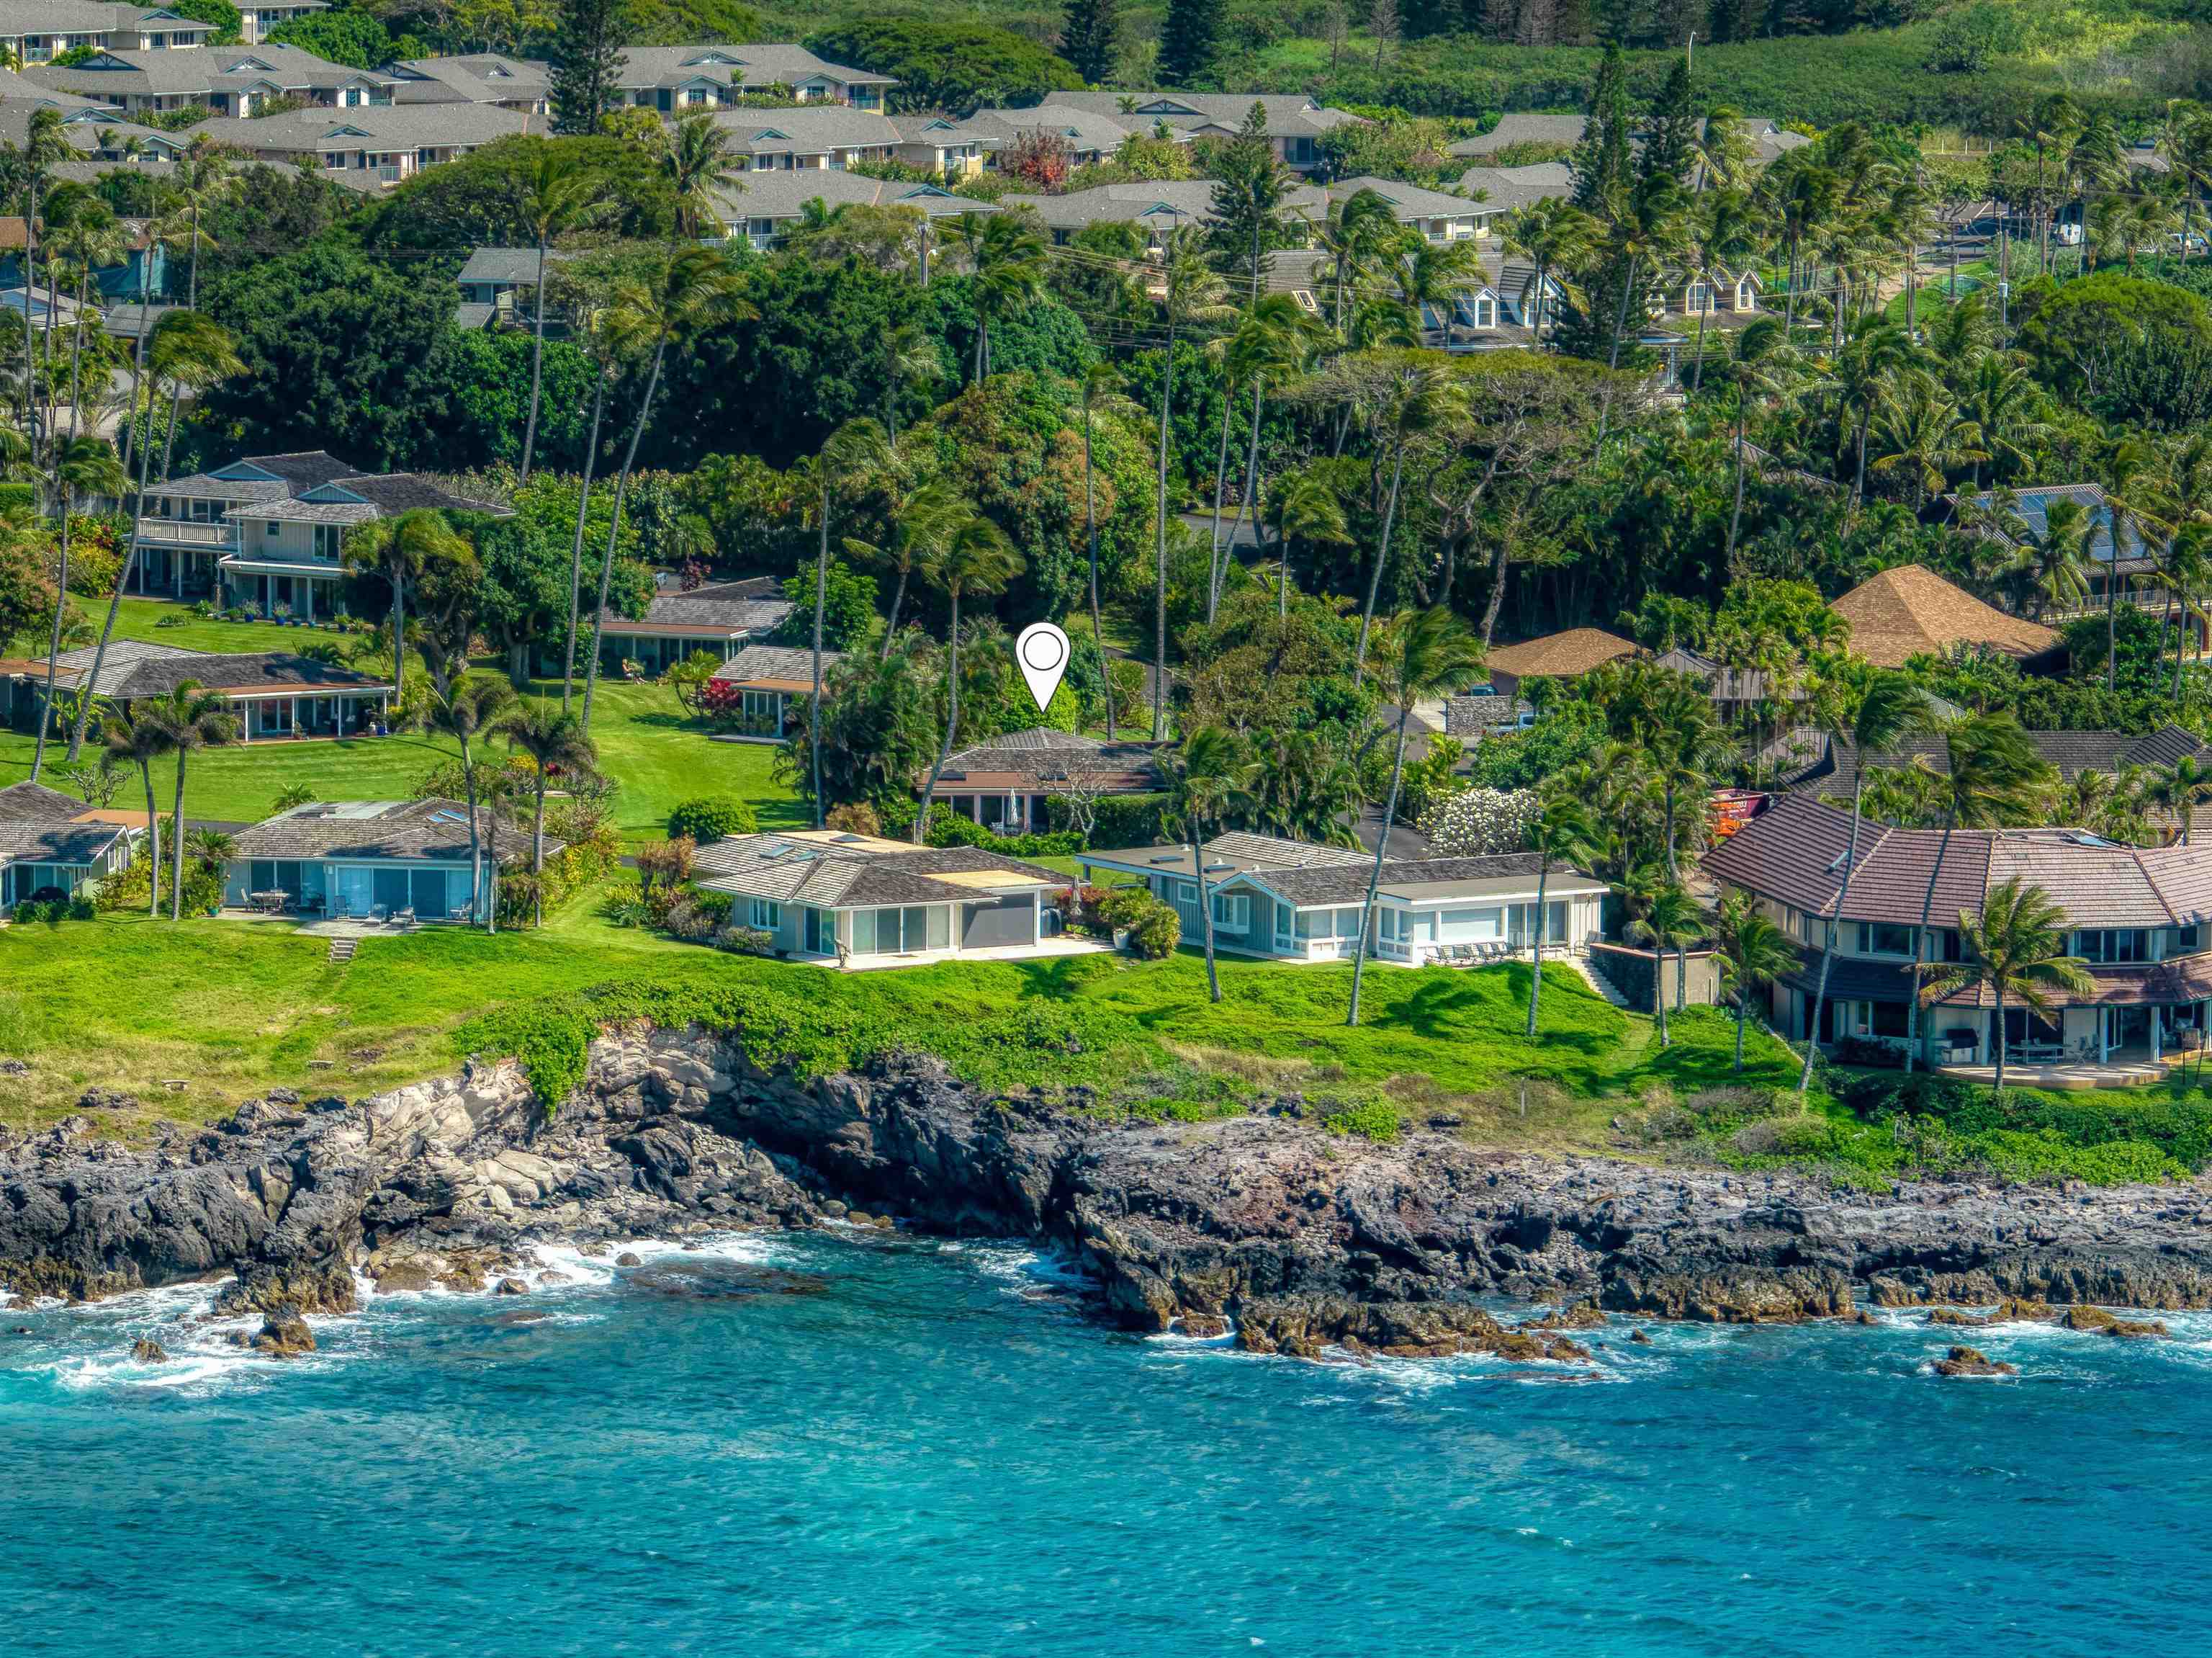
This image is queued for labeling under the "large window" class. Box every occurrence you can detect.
[1210,891,1249,931]
[750,899,781,931]
[852,905,948,955]
[1857,922,1915,956]
[2076,928,2148,964]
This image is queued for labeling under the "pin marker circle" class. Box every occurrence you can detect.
[1015,622,1072,712]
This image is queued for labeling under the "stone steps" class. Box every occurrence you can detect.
[327,938,356,965]
[1570,954,1635,1010]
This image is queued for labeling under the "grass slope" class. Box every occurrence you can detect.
[1,599,806,839]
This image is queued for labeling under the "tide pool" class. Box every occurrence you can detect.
[4,1229,2209,1657]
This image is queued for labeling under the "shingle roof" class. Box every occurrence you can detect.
[709,105,899,152]
[608,43,889,92]
[603,581,793,634]
[1830,564,2060,668]
[234,472,508,523]
[229,798,544,863]
[0,780,89,822]
[1485,627,1637,681]
[156,450,359,501]
[1041,91,1360,140]
[1084,831,1368,882]
[25,42,399,97]
[0,819,125,868]
[1247,851,1603,906]
[194,102,531,154]
[1790,725,2208,799]
[938,727,1165,789]
[1446,113,1589,157]
[1455,161,1573,212]
[388,53,547,107]
[709,643,835,687]
[456,246,578,285]
[37,640,390,698]
[717,170,994,224]
[693,831,1064,908]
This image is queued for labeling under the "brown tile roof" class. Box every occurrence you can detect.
[1830,565,2059,668]
[1484,627,1637,681]
[1708,792,2212,931]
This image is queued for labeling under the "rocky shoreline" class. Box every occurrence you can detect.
[6,1026,2212,1359]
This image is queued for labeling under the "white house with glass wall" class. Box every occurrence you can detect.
[691,829,1100,968]
[221,799,534,922]
[1079,832,1609,966]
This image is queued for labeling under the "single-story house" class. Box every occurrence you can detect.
[0,779,134,913]
[1830,564,2061,669]
[709,169,994,251]
[1706,791,2212,1076]
[454,244,577,328]
[222,798,539,921]
[585,578,793,676]
[924,726,1165,834]
[1078,830,1608,966]
[691,829,1094,967]
[1483,627,1638,699]
[707,642,840,739]
[1,640,393,740]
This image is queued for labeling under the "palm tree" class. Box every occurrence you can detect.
[912,516,1023,842]
[343,508,472,713]
[2027,494,2097,620]
[1352,353,1468,686]
[142,681,236,920]
[46,200,125,442]
[1627,882,1703,1048]
[2152,752,2212,843]
[1719,317,1802,569]
[1902,714,2055,1071]
[498,702,597,927]
[153,135,236,482]
[659,112,744,247]
[950,210,1046,383]
[2101,438,2175,692]
[878,321,941,446]
[102,702,172,917]
[1169,724,1258,1004]
[1347,606,1487,1026]
[583,246,749,730]
[28,435,125,776]
[1210,294,1318,621]
[432,673,517,924]
[1830,321,1911,513]
[558,279,619,713]
[1079,360,1138,732]
[799,418,890,824]
[1149,225,1230,739]
[1314,186,1399,345]
[1501,197,1596,344]
[1681,187,1758,390]
[1920,878,2092,1091]
[1267,466,1349,619]
[1797,666,1930,1091]
[1524,791,1599,1038]
[1868,368,1988,510]
[845,472,963,659]
[1717,894,1796,1073]
[514,144,596,484]
[13,108,67,454]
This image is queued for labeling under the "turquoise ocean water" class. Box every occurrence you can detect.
[4,1228,2210,1657]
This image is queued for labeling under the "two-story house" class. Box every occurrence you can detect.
[0,2,213,63]
[24,42,399,117]
[1705,792,2212,1079]
[710,104,902,171]
[192,102,531,189]
[1031,91,1364,173]
[608,44,894,113]
[386,52,548,114]
[127,451,503,619]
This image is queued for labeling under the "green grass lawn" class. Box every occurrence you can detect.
[0,892,1799,1145]
[2,598,806,840]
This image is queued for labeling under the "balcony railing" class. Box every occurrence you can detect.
[134,519,238,548]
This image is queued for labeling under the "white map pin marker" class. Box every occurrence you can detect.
[1015,622,1071,713]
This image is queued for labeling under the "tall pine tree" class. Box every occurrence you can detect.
[1062,0,1121,85]
[549,0,631,135]
[1159,0,1224,86]
[1637,58,1699,187]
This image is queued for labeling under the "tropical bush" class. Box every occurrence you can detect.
[1419,787,1539,856]
[667,797,758,843]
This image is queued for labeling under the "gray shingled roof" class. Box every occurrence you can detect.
[710,105,899,152]
[0,780,89,823]
[1455,161,1573,212]
[156,451,358,501]
[716,169,995,224]
[229,798,547,863]
[388,53,547,107]
[940,727,1165,787]
[1040,91,1360,140]
[194,102,531,153]
[1243,851,1605,906]
[0,819,125,868]
[235,472,508,523]
[711,643,841,685]
[603,583,793,634]
[608,44,889,92]
[693,833,1064,908]
[26,42,400,97]
[1084,831,1367,882]
[39,640,390,698]
[457,246,577,285]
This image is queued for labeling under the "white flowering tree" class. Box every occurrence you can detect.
[1419,787,1540,857]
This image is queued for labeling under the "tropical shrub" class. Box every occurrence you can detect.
[1419,787,1539,856]
[668,797,758,843]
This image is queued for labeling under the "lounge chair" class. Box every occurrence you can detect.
[393,906,416,928]
[367,904,388,924]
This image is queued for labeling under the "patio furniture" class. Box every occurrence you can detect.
[449,905,474,923]
[249,890,288,915]
[367,904,388,924]
[392,906,416,928]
